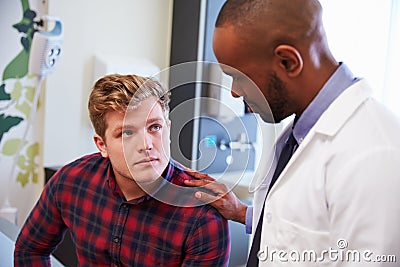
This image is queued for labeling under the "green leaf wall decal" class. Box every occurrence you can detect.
[17,155,28,170]
[1,0,41,188]
[0,84,11,100]
[26,142,39,158]
[32,172,38,183]
[16,172,29,187]
[10,80,23,100]
[2,50,29,80]
[1,138,24,156]
[0,114,24,141]
[25,86,35,102]
[16,101,31,118]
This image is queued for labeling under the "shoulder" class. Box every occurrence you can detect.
[64,152,107,169]
[318,79,400,146]
[167,160,227,216]
[341,96,400,147]
[48,152,109,185]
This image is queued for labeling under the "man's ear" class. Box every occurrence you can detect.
[94,134,108,158]
[274,44,303,77]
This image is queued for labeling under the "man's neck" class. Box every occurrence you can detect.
[115,175,147,201]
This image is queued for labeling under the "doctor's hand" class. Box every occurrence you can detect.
[184,169,248,225]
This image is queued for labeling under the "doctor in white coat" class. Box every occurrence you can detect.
[185,0,400,266]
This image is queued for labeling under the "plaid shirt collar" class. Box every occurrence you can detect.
[105,159,179,204]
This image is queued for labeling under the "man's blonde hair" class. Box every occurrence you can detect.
[88,74,170,139]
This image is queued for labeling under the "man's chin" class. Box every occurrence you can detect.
[135,174,162,185]
[136,176,164,194]
[258,111,279,124]
[246,103,277,123]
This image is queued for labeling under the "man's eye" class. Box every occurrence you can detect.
[149,124,162,132]
[122,130,133,137]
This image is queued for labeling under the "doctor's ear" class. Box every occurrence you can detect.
[274,45,303,77]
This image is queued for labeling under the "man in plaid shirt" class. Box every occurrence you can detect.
[14,74,230,266]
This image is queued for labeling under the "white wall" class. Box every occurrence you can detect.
[44,0,173,166]
[320,0,399,113]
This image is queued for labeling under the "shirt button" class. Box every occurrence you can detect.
[122,204,127,209]
[299,137,304,143]
[113,237,120,243]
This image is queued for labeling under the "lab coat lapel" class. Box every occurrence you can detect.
[265,79,372,199]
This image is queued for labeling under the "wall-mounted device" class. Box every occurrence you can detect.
[29,16,63,76]
[197,114,257,174]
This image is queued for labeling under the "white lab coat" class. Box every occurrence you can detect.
[251,79,400,266]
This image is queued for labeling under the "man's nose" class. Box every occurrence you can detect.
[140,132,153,152]
[144,134,153,150]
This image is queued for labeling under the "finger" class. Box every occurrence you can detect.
[185,179,227,196]
[184,167,196,173]
[184,179,211,187]
[184,168,205,176]
[194,191,221,204]
[185,170,216,181]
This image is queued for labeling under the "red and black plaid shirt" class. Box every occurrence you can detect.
[14,153,230,266]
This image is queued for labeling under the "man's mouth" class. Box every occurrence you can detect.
[136,157,158,165]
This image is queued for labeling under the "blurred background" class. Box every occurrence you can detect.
[1,0,399,266]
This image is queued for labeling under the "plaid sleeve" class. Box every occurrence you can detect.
[14,172,66,266]
[182,205,231,267]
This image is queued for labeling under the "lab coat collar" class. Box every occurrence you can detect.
[312,78,372,137]
[265,79,372,199]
